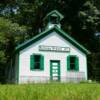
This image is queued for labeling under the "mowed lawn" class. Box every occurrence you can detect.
[0,83,100,100]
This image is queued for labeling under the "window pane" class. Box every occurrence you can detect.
[70,57,76,70]
[34,55,40,69]
[70,57,75,63]
[70,64,75,70]
[34,55,40,62]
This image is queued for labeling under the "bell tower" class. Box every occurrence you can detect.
[44,10,64,29]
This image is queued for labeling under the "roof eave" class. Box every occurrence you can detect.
[15,26,91,55]
[44,10,64,21]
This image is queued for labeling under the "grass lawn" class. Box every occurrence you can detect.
[0,83,100,100]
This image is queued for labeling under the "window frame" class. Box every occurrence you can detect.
[30,54,44,71]
[67,55,79,71]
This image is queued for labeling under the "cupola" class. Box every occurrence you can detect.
[44,10,64,29]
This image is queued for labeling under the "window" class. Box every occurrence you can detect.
[50,16,59,24]
[67,56,79,71]
[30,54,44,70]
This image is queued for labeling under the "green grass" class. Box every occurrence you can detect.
[0,83,100,100]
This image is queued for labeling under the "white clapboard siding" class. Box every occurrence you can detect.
[17,31,87,83]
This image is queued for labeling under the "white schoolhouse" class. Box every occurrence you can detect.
[10,10,90,84]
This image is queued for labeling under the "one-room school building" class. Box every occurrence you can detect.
[9,10,90,83]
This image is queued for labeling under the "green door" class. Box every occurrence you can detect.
[50,60,60,81]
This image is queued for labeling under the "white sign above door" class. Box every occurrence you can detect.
[39,45,70,52]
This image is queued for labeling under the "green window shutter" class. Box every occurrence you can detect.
[75,57,79,71]
[30,54,34,70]
[67,56,70,71]
[40,55,44,70]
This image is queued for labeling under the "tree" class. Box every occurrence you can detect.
[0,17,26,83]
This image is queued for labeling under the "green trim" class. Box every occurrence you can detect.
[50,61,52,80]
[67,55,79,71]
[67,56,70,71]
[40,55,44,70]
[55,27,90,54]
[50,60,60,81]
[86,56,88,80]
[30,54,34,70]
[75,56,79,71]
[15,28,53,52]
[15,26,90,55]
[58,61,60,80]
[44,10,64,21]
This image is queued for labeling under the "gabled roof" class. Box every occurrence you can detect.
[44,10,64,21]
[16,26,90,54]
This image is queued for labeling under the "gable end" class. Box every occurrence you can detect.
[15,27,90,55]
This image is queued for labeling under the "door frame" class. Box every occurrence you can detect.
[50,60,60,81]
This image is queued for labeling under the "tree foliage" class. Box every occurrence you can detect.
[0,17,26,65]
